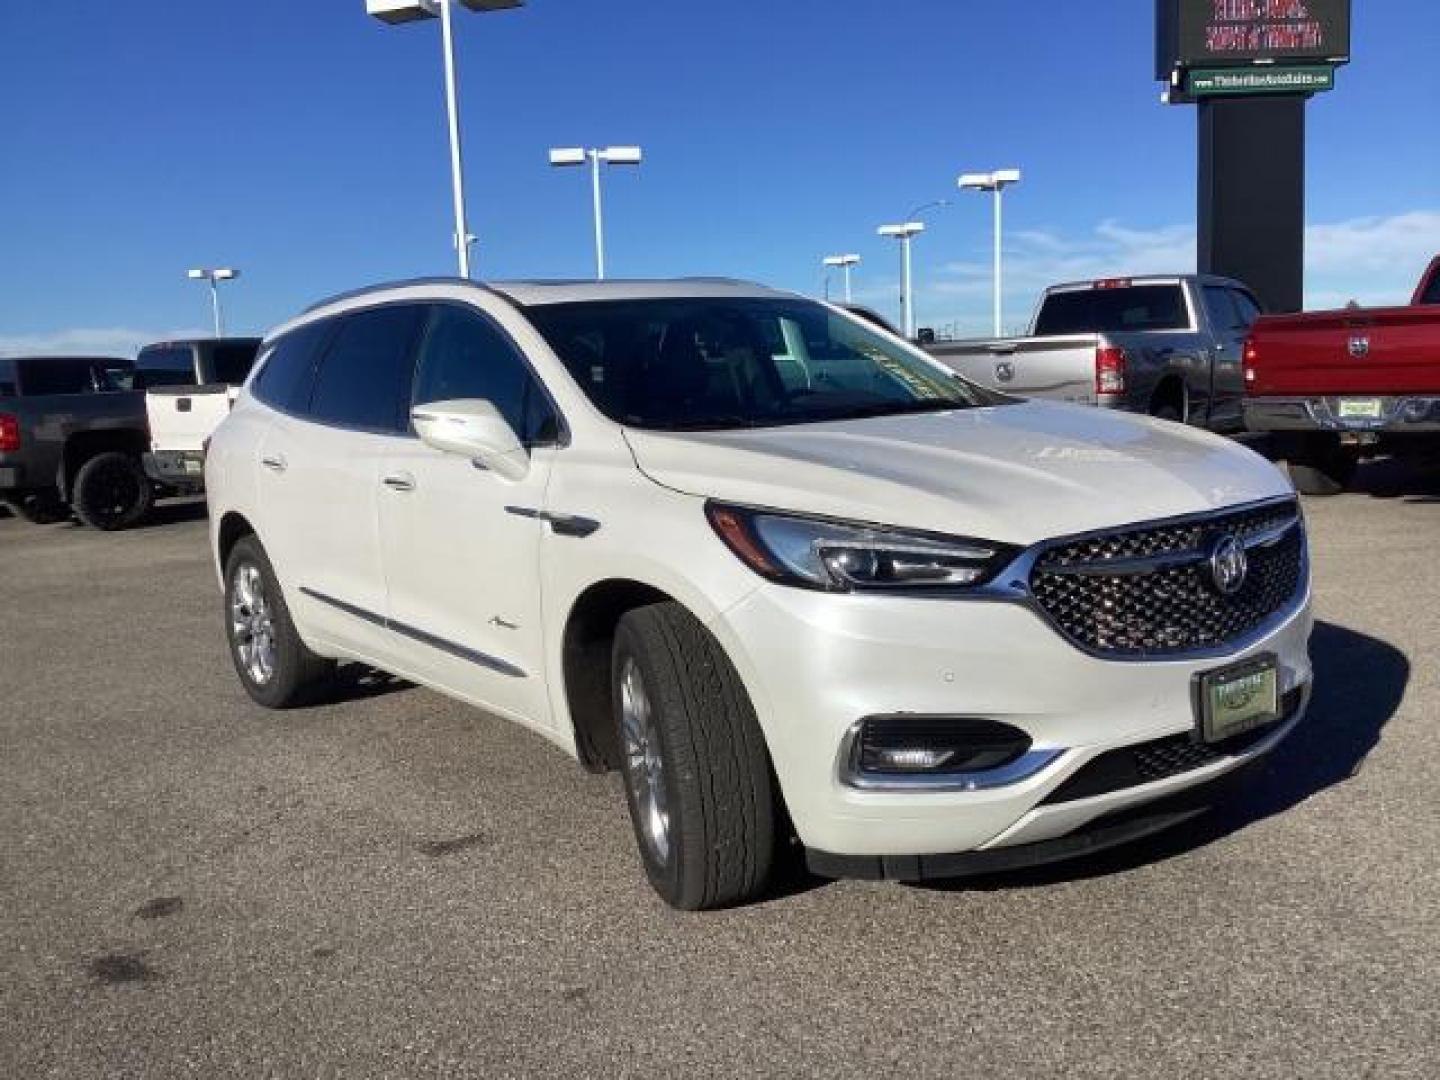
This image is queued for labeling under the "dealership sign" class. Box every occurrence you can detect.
[1157,1,1352,79]
[1188,65,1335,96]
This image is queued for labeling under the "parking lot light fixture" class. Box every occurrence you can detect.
[877,223,926,338]
[187,267,239,338]
[958,169,1023,336]
[548,145,645,280]
[823,255,861,304]
[366,0,526,278]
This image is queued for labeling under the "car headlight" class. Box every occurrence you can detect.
[705,502,1017,593]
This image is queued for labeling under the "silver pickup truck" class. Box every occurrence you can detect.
[925,275,1263,432]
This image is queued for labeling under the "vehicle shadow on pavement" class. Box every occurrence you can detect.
[908,619,1408,895]
[329,665,415,702]
[1347,456,1440,504]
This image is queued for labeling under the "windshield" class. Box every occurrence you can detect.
[1034,285,1190,336]
[526,297,993,431]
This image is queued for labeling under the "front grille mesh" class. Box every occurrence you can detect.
[1030,501,1304,657]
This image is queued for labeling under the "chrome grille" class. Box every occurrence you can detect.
[1029,500,1305,658]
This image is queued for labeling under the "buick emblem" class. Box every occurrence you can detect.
[1347,335,1370,358]
[1207,534,1248,596]
[995,361,1015,383]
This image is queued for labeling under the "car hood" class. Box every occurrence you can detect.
[623,402,1292,545]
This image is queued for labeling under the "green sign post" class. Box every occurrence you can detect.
[1188,66,1335,98]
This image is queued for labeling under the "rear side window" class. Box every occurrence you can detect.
[0,360,14,397]
[1230,290,1262,327]
[411,305,559,444]
[309,305,426,433]
[251,321,332,415]
[211,343,260,385]
[135,346,196,389]
[15,357,97,395]
[1034,286,1189,336]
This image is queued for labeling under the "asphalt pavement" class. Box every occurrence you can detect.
[2,461,1437,1079]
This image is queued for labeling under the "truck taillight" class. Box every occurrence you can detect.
[1243,336,1259,384]
[1095,346,1127,395]
[0,413,19,452]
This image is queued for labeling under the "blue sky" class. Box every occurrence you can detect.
[1,0,1435,355]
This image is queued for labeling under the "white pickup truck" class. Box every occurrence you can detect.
[138,338,261,493]
[925,275,1264,432]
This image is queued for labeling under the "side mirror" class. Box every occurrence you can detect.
[412,399,530,481]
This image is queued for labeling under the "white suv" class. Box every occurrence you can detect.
[207,278,1313,909]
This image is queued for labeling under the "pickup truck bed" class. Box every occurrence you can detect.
[1243,256,1440,494]
[926,275,1264,433]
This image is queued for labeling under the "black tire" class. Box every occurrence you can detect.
[2,494,70,525]
[71,452,154,530]
[612,602,775,910]
[223,534,335,709]
[1285,435,1359,497]
[1150,402,1184,423]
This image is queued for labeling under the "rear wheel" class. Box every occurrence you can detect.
[612,602,775,910]
[1285,434,1360,496]
[71,452,153,530]
[224,535,335,709]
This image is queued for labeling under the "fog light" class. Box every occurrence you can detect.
[854,716,1031,776]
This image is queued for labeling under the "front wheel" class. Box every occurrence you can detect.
[613,603,776,910]
[224,535,335,709]
[71,452,153,530]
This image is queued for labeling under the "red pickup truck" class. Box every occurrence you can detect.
[1243,256,1440,494]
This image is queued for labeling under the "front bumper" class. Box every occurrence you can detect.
[713,577,1313,861]
[143,450,207,489]
[1245,395,1440,434]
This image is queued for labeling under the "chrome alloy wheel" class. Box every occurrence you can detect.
[230,562,277,686]
[619,656,672,866]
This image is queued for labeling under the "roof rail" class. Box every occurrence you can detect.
[302,276,490,315]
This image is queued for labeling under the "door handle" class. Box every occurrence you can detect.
[260,454,287,473]
[382,472,416,493]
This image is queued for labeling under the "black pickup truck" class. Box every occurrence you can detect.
[0,355,156,529]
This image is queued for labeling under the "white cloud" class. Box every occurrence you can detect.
[917,209,1440,336]
[0,326,206,360]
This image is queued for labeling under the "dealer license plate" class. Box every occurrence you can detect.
[1196,655,1280,745]
[1337,398,1383,421]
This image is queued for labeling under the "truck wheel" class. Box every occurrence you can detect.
[224,535,335,709]
[612,602,775,911]
[71,452,154,530]
[1285,435,1360,497]
[2,494,70,525]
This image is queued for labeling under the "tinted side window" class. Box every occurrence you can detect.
[0,360,15,397]
[412,305,559,444]
[16,358,96,395]
[1423,271,1440,306]
[309,305,425,433]
[251,321,332,414]
[135,346,196,389]
[211,343,260,385]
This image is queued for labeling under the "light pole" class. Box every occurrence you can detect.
[367,0,525,278]
[822,255,860,304]
[549,146,644,279]
[187,268,238,337]
[876,224,925,338]
[958,169,1022,336]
